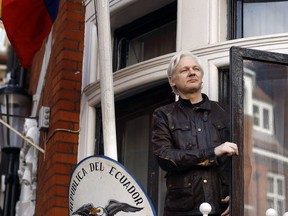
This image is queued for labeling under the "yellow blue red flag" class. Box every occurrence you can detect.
[1,0,60,68]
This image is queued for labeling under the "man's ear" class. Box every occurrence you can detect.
[168,76,175,87]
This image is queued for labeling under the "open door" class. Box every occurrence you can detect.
[230,46,288,215]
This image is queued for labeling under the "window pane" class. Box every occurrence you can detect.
[267,198,274,209]
[243,1,288,37]
[267,177,273,193]
[123,115,149,189]
[113,2,176,70]
[263,108,270,130]
[127,21,176,66]
[277,179,284,195]
[253,105,260,126]
[243,59,288,216]
[277,200,284,214]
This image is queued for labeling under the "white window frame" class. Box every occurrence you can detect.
[267,172,286,214]
[252,99,274,135]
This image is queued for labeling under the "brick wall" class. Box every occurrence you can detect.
[29,1,84,215]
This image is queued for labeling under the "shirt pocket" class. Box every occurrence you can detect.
[169,121,195,149]
[165,174,193,211]
[165,174,204,212]
[210,120,227,145]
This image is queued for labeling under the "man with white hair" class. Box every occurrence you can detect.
[152,50,238,216]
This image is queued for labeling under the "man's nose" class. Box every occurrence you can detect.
[188,67,196,75]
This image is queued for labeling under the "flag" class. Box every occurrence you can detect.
[1,0,60,68]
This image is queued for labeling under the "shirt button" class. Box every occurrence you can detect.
[198,128,202,132]
[203,179,208,184]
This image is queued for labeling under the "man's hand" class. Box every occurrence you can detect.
[214,142,238,157]
[221,196,230,216]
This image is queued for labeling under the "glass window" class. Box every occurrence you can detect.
[122,115,149,188]
[113,2,176,71]
[267,173,285,214]
[115,83,175,215]
[267,198,274,209]
[127,21,176,67]
[252,96,274,134]
[246,60,287,215]
[243,0,288,37]
[230,47,288,215]
[267,176,273,193]
[278,200,284,213]
[277,179,284,195]
[263,108,270,130]
[253,105,260,126]
[230,0,288,38]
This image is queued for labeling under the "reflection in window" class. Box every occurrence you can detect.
[253,105,260,126]
[252,99,273,135]
[243,59,288,216]
[267,176,273,193]
[263,108,269,130]
[267,173,285,215]
[278,179,284,196]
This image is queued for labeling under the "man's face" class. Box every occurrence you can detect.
[169,55,203,97]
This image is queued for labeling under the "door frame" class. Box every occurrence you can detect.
[230,46,288,215]
[114,82,174,213]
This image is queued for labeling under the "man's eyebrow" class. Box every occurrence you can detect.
[179,65,198,69]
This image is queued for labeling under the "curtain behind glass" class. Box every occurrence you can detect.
[243,1,288,37]
[127,21,176,67]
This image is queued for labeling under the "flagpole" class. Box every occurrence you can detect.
[95,0,118,161]
[0,118,45,154]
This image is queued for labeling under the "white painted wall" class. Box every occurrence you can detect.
[79,0,288,161]
[177,0,227,51]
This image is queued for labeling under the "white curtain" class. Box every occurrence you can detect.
[243,1,288,37]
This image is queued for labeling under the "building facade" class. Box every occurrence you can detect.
[1,0,288,215]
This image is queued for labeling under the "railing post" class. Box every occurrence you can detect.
[199,202,212,216]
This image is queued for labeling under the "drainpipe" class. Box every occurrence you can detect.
[95,0,118,161]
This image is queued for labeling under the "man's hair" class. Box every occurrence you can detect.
[167,50,204,95]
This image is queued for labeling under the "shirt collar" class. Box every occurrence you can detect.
[179,94,211,111]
